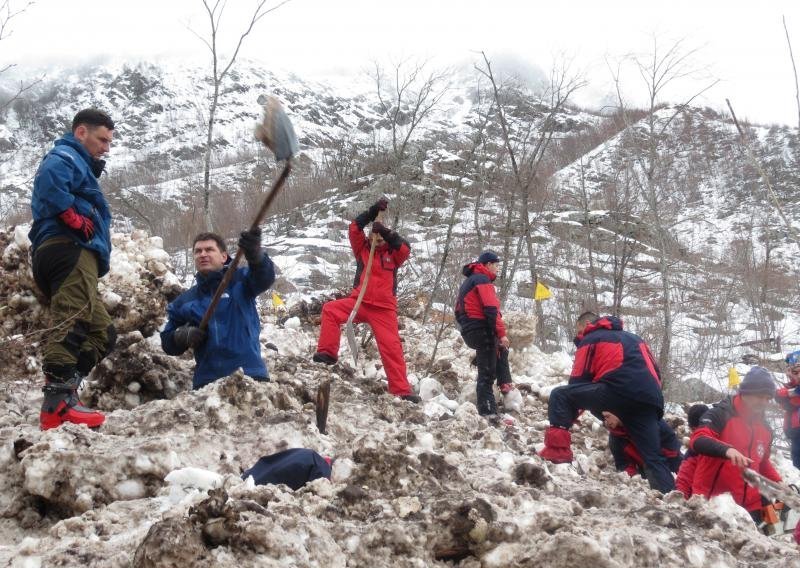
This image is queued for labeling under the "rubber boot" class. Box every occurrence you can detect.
[538,426,574,464]
[40,367,105,430]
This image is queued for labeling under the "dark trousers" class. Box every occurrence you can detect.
[790,431,800,469]
[548,381,675,493]
[462,328,511,416]
[32,239,116,375]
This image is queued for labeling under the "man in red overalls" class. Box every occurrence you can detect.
[313,198,419,402]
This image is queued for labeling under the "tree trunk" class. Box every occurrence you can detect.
[202,80,219,232]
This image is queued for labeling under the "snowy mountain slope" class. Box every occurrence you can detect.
[3,60,800,398]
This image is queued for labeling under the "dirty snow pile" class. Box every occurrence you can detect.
[0,227,190,407]
[0,275,798,567]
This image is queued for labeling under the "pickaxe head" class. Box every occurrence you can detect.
[255,95,299,162]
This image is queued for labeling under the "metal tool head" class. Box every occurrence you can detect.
[315,379,331,435]
[254,95,299,161]
[345,323,359,366]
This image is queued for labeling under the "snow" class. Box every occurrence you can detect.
[164,467,224,493]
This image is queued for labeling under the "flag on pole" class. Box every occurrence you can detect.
[272,292,286,310]
[728,367,741,389]
[534,281,552,301]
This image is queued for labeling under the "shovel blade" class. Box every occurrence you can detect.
[345,322,359,366]
[315,379,331,435]
[255,95,299,161]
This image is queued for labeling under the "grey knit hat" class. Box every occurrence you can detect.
[738,366,776,397]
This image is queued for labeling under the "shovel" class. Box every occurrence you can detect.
[199,96,298,332]
[344,211,383,365]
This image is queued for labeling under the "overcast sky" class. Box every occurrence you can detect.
[3,0,800,126]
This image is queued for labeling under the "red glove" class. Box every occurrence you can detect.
[59,207,94,240]
[777,388,789,398]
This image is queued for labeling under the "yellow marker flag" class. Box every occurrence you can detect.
[728,367,741,389]
[534,281,552,301]
[272,292,285,309]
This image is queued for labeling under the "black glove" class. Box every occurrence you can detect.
[355,198,389,229]
[173,324,206,352]
[238,227,262,265]
[371,221,403,250]
[371,221,392,240]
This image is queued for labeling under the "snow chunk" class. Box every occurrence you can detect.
[115,479,146,500]
[283,316,301,329]
[418,377,443,401]
[164,467,223,492]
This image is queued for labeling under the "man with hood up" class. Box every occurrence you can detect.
[455,250,513,418]
[312,198,419,402]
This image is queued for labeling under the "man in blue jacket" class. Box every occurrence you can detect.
[29,109,115,430]
[160,230,275,389]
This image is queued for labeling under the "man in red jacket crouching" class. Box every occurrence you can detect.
[538,311,675,493]
[690,367,782,522]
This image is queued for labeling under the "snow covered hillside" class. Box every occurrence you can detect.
[0,232,798,566]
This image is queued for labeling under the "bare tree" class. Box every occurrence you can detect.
[609,37,718,385]
[0,1,41,112]
[784,15,800,131]
[477,51,586,344]
[191,0,290,230]
[371,58,451,168]
[422,95,494,324]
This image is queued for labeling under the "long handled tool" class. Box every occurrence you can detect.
[344,211,382,365]
[742,468,800,536]
[742,468,800,510]
[199,96,298,332]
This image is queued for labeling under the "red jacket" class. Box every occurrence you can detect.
[570,316,663,411]
[454,262,506,338]
[675,450,698,497]
[348,221,410,310]
[776,381,800,434]
[690,395,781,512]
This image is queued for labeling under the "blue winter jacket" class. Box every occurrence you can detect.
[28,133,113,276]
[160,254,276,389]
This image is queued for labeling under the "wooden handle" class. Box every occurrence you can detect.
[199,161,292,332]
[346,210,383,325]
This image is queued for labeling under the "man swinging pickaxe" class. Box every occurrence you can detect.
[312,197,420,412]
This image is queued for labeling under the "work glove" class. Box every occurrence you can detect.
[173,324,206,351]
[355,198,386,230]
[238,227,263,265]
[371,221,392,240]
[59,207,95,240]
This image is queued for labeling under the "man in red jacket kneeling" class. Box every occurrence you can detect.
[690,367,781,522]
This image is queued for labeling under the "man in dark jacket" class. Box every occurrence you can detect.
[29,109,115,430]
[539,311,675,493]
[312,198,418,401]
[455,250,512,417]
[690,367,782,520]
[161,230,275,389]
